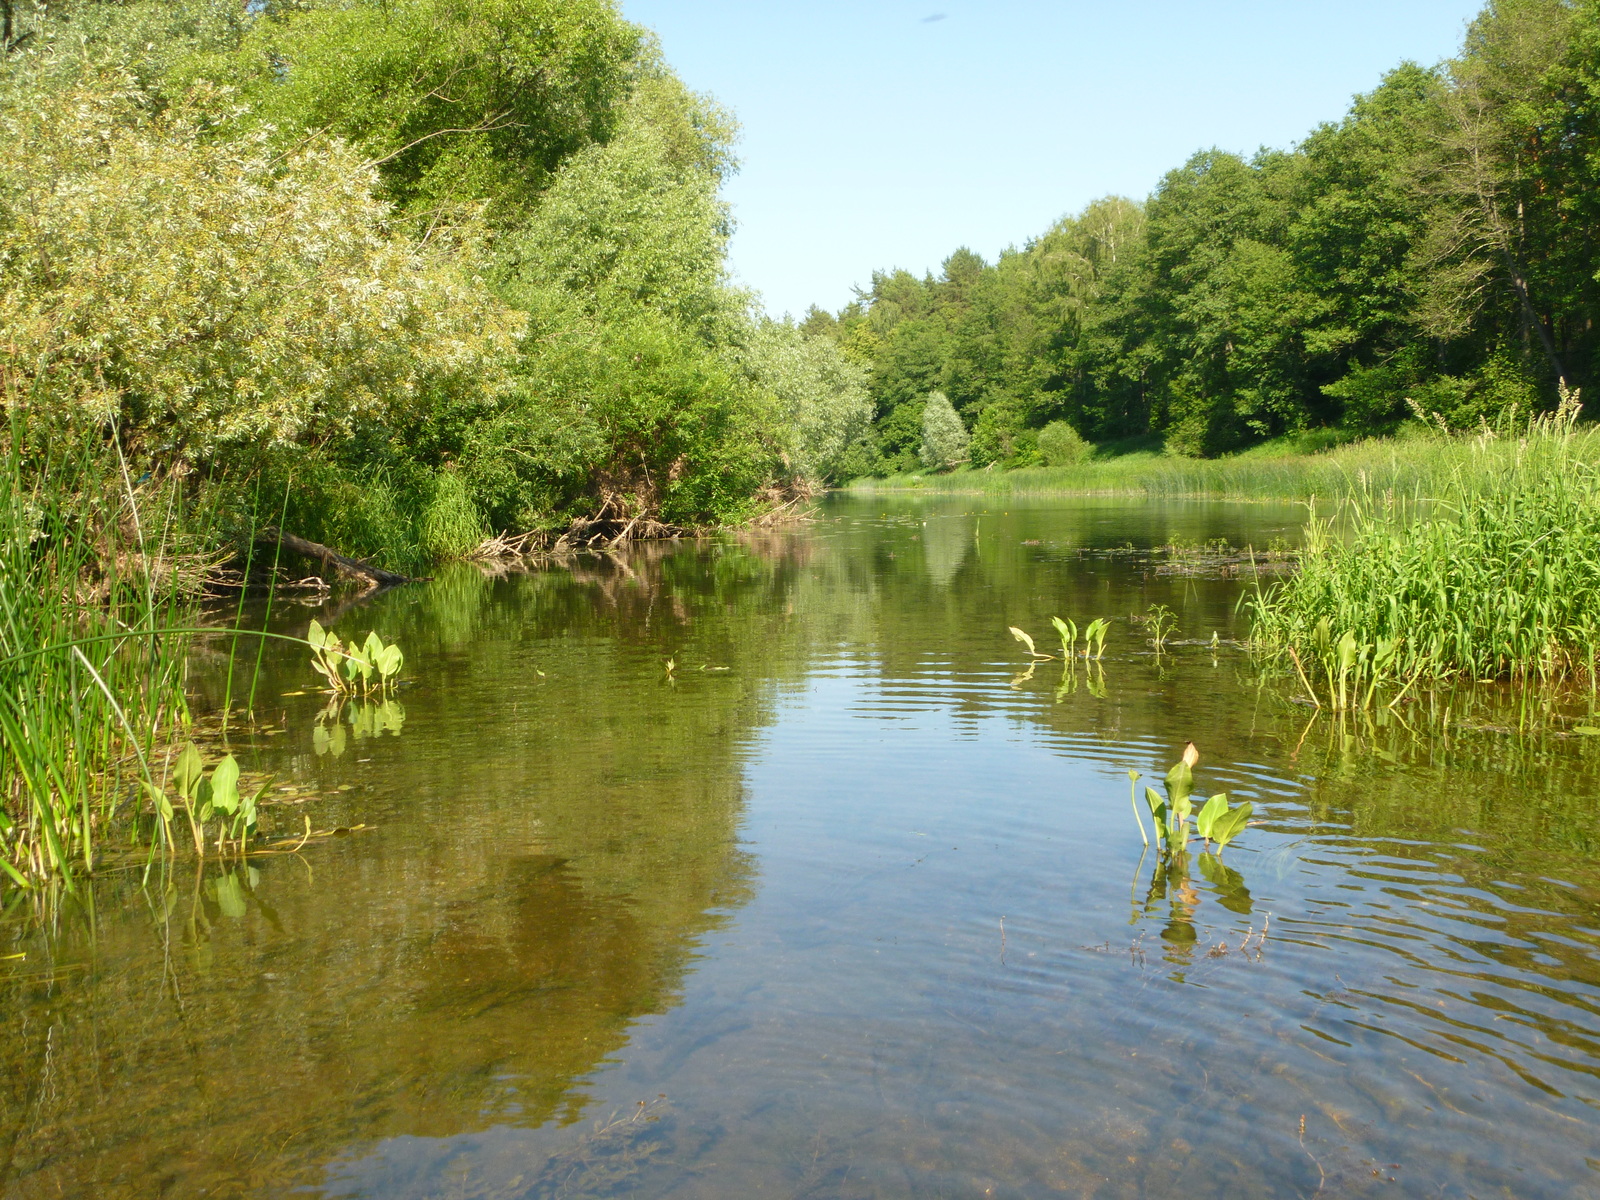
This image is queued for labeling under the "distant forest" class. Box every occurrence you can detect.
[803,0,1600,472]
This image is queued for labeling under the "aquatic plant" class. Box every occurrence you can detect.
[1009,626,1053,659]
[0,427,195,886]
[1143,604,1177,651]
[307,620,404,696]
[1084,618,1110,659]
[145,742,271,855]
[1052,617,1078,658]
[1016,617,1110,663]
[1136,744,1252,856]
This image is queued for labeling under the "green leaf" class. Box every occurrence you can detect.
[378,644,403,678]
[1573,726,1600,736]
[210,754,241,816]
[0,857,30,889]
[1144,786,1165,818]
[1051,616,1076,654]
[1212,801,1254,849]
[141,781,175,822]
[307,619,327,650]
[1009,626,1040,657]
[1164,759,1192,810]
[1196,793,1228,841]
[363,631,384,662]
[173,742,204,800]
[1336,630,1359,672]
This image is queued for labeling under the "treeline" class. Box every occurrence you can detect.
[0,0,869,567]
[805,0,1600,472]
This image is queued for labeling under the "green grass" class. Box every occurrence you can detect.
[847,425,1600,503]
[1246,408,1600,704]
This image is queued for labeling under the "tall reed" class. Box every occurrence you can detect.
[0,424,194,887]
[1246,402,1600,704]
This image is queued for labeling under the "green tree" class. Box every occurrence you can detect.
[919,390,969,470]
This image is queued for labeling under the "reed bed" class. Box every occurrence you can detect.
[850,425,1600,503]
[1246,405,1600,706]
[0,428,195,888]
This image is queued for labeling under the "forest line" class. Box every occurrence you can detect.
[804,0,1600,474]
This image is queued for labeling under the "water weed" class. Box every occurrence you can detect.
[307,620,404,697]
[1134,744,1253,857]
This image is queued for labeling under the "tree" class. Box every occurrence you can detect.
[0,73,515,460]
[738,321,872,487]
[919,391,969,470]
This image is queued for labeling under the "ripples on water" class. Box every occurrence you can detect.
[2,496,1598,1199]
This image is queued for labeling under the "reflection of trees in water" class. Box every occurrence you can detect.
[10,506,1600,1194]
[918,514,970,588]
[0,550,791,1198]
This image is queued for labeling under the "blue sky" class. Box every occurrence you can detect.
[619,0,1486,319]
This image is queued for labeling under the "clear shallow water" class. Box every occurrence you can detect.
[3,495,1599,1198]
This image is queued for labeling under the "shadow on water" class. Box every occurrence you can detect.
[1,495,1598,1198]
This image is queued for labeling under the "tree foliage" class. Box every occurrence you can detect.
[0,72,514,459]
[919,390,969,471]
[1,0,853,564]
[813,0,1600,470]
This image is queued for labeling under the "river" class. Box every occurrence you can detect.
[2,494,1598,1198]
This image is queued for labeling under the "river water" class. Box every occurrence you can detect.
[2,495,1598,1199]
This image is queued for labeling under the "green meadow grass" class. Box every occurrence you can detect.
[849,425,1600,504]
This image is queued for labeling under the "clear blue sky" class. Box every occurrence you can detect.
[619,0,1486,320]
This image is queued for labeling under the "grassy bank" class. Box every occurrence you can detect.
[847,426,1600,503]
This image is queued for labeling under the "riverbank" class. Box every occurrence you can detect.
[846,425,1600,502]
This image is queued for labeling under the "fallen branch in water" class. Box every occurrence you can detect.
[258,528,429,588]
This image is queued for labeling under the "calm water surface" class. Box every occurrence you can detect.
[3,495,1599,1198]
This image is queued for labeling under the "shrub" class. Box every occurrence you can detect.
[1037,420,1091,466]
[919,391,969,471]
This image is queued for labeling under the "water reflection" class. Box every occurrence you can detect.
[1,495,1598,1199]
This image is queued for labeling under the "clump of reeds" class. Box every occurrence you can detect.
[1247,395,1600,706]
[0,423,193,886]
